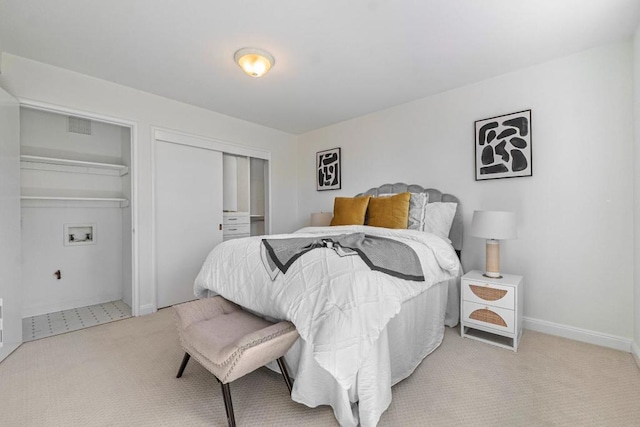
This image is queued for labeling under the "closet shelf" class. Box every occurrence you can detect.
[20,189,129,208]
[21,196,129,208]
[20,155,129,177]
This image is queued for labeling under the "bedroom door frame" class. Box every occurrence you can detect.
[17,98,141,316]
[0,87,22,363]
[151,127,271,310]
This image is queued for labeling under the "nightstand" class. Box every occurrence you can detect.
[460,270,523,351]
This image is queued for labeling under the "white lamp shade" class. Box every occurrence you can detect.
[310,212,333,226]
[470,210,517,240]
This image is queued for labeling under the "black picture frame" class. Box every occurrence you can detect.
[475,109,532,181]
[317,147,341,191]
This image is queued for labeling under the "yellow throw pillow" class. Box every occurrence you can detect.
[367,192,411,229]
[330,196,371,226]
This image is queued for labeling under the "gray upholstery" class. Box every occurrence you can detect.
[355,183,463,252]
[173,297,299,383]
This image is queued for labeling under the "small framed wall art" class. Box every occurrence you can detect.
[317,147,341,191]
[475,109,532,181]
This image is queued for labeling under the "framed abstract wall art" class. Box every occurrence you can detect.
[475,110,532,181]
[317,147,341,191]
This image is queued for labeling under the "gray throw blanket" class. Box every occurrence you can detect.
[261,233,424,281]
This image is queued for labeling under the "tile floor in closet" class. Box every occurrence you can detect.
[22,300,131,342]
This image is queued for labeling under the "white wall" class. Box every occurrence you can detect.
[20,108,130,316]
[297,43,635,342]
[20,108,124,161]
[0,53,299,315]
[21,207,123,316]
[633,28,640,364]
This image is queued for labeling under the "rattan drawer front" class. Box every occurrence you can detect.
[462,280,514,310]
[462,301,515,333]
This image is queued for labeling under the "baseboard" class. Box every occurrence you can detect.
[137,303,156,316]
[0,343,20,363]
[22,293,124,318]
[523,316,632,352]
[632,341,640,369]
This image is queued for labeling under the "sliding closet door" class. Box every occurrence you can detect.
[155,141,223,308]
[0,88,22,363]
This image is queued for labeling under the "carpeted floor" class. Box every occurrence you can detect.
[1,308,639,426]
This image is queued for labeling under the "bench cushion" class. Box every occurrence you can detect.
[174,297,298,383]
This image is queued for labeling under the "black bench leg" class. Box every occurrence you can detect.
[221,382,236,427]
[176,353,190,378]
[276,356,294,395]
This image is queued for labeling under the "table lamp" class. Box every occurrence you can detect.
[470,210,517,279]
[310,212,333,227]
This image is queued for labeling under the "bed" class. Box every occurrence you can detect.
[193,184,463,426]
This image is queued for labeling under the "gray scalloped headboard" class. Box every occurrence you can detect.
[355,183,463,254]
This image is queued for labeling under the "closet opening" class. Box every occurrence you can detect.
[19,106,135,341]
[222,154,269,241]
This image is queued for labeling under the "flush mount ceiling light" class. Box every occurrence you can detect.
[234,47,275,78]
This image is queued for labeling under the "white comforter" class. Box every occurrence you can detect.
[194,226,461,392]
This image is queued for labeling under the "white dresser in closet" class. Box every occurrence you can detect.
[223,212,250,241]
[223,154,267,241]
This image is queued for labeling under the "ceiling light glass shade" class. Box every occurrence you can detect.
[234,48,275,78]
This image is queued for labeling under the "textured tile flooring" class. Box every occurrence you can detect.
[22,300,131,342]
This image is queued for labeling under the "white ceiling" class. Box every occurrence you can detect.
[1,0,639,134]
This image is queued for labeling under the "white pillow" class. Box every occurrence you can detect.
[407,192,429,230]
[423,202,457,239]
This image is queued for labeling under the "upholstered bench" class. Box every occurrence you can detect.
[173,296,299,427]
